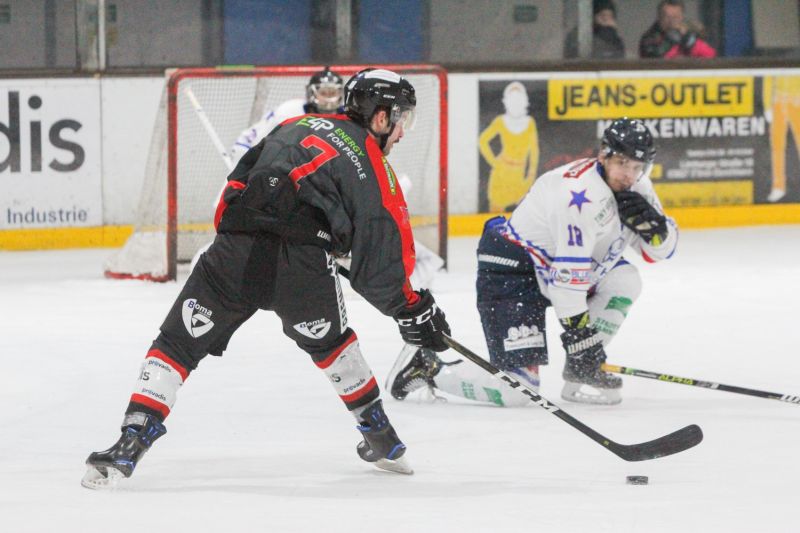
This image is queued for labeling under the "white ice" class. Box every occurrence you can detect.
[2,227,799,533]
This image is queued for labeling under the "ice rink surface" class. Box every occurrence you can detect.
[2,227,799,533]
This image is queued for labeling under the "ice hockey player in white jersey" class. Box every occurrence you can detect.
[387,118,677,406]
[229,67,345,162]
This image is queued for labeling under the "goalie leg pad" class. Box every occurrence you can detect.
[433,359,536,407]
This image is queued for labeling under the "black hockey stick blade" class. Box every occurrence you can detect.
[443,334,704,462]
[606,423,704,462]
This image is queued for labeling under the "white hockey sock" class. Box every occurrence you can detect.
[128,349,188,419]
[588,263,641,345]
[314,332,380,419]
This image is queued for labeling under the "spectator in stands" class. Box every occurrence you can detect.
[639,0,717,58]
[565,0,625,60]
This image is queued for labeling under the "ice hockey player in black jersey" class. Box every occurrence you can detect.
[82,68,450,489]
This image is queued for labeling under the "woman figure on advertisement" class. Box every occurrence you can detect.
[764,75,800,202]
[478,81,539,212]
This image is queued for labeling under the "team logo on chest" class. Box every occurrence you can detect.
[182,299,215,338]
[568,189,592,212]
[297,116,334,131]
[594,196,616,226]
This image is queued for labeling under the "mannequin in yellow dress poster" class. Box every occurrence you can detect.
[478,81,539,212]
[764,75,800,202]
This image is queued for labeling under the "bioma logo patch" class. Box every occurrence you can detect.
[182,299,215,338]
[293,318,332,339]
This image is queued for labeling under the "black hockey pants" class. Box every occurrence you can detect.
[151,232,351,372]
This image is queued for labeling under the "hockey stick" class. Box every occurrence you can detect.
[602,363,800,405]
[443,335,703,462]
[183,85,235,172]
[183,86,235,212]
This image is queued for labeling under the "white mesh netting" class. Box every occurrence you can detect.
[105,66,446,281]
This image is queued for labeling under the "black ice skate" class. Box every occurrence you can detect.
[561,354,623,406]
[81,413,167,490]
[356,400,413,475]
[385,344,448,401]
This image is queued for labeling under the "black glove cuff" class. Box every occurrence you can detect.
[394,289,432,319]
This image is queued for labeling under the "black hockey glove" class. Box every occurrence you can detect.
[394,289,451,352]
[615,190,668,246]
[559,313,606,379]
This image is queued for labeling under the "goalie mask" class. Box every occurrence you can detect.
[344,68,417,147]
[601,118,656,182]
[307,67,344,113]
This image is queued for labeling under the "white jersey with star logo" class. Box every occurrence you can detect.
[501,158,678,319]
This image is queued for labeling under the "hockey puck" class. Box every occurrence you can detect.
[626,475,649,485]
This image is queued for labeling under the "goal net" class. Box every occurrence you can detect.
[105,64,448,281]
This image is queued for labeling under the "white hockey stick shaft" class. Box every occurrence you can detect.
[183,86,235,172]
[183,86,235,209]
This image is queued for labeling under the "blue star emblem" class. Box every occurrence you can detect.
[568,189,591,212]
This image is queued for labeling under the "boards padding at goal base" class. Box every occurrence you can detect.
[105,64,448,282]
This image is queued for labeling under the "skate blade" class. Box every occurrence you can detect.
[81,464,125,490]
[561,382,622,405]
[373,455,414,475]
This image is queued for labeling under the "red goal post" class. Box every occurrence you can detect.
[106,64,448,282]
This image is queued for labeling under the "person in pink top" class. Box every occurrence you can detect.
[639,0,717,59]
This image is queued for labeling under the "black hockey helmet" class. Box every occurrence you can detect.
[344,68,417,131]
[306,66,344,113]
[601,118,656,164]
